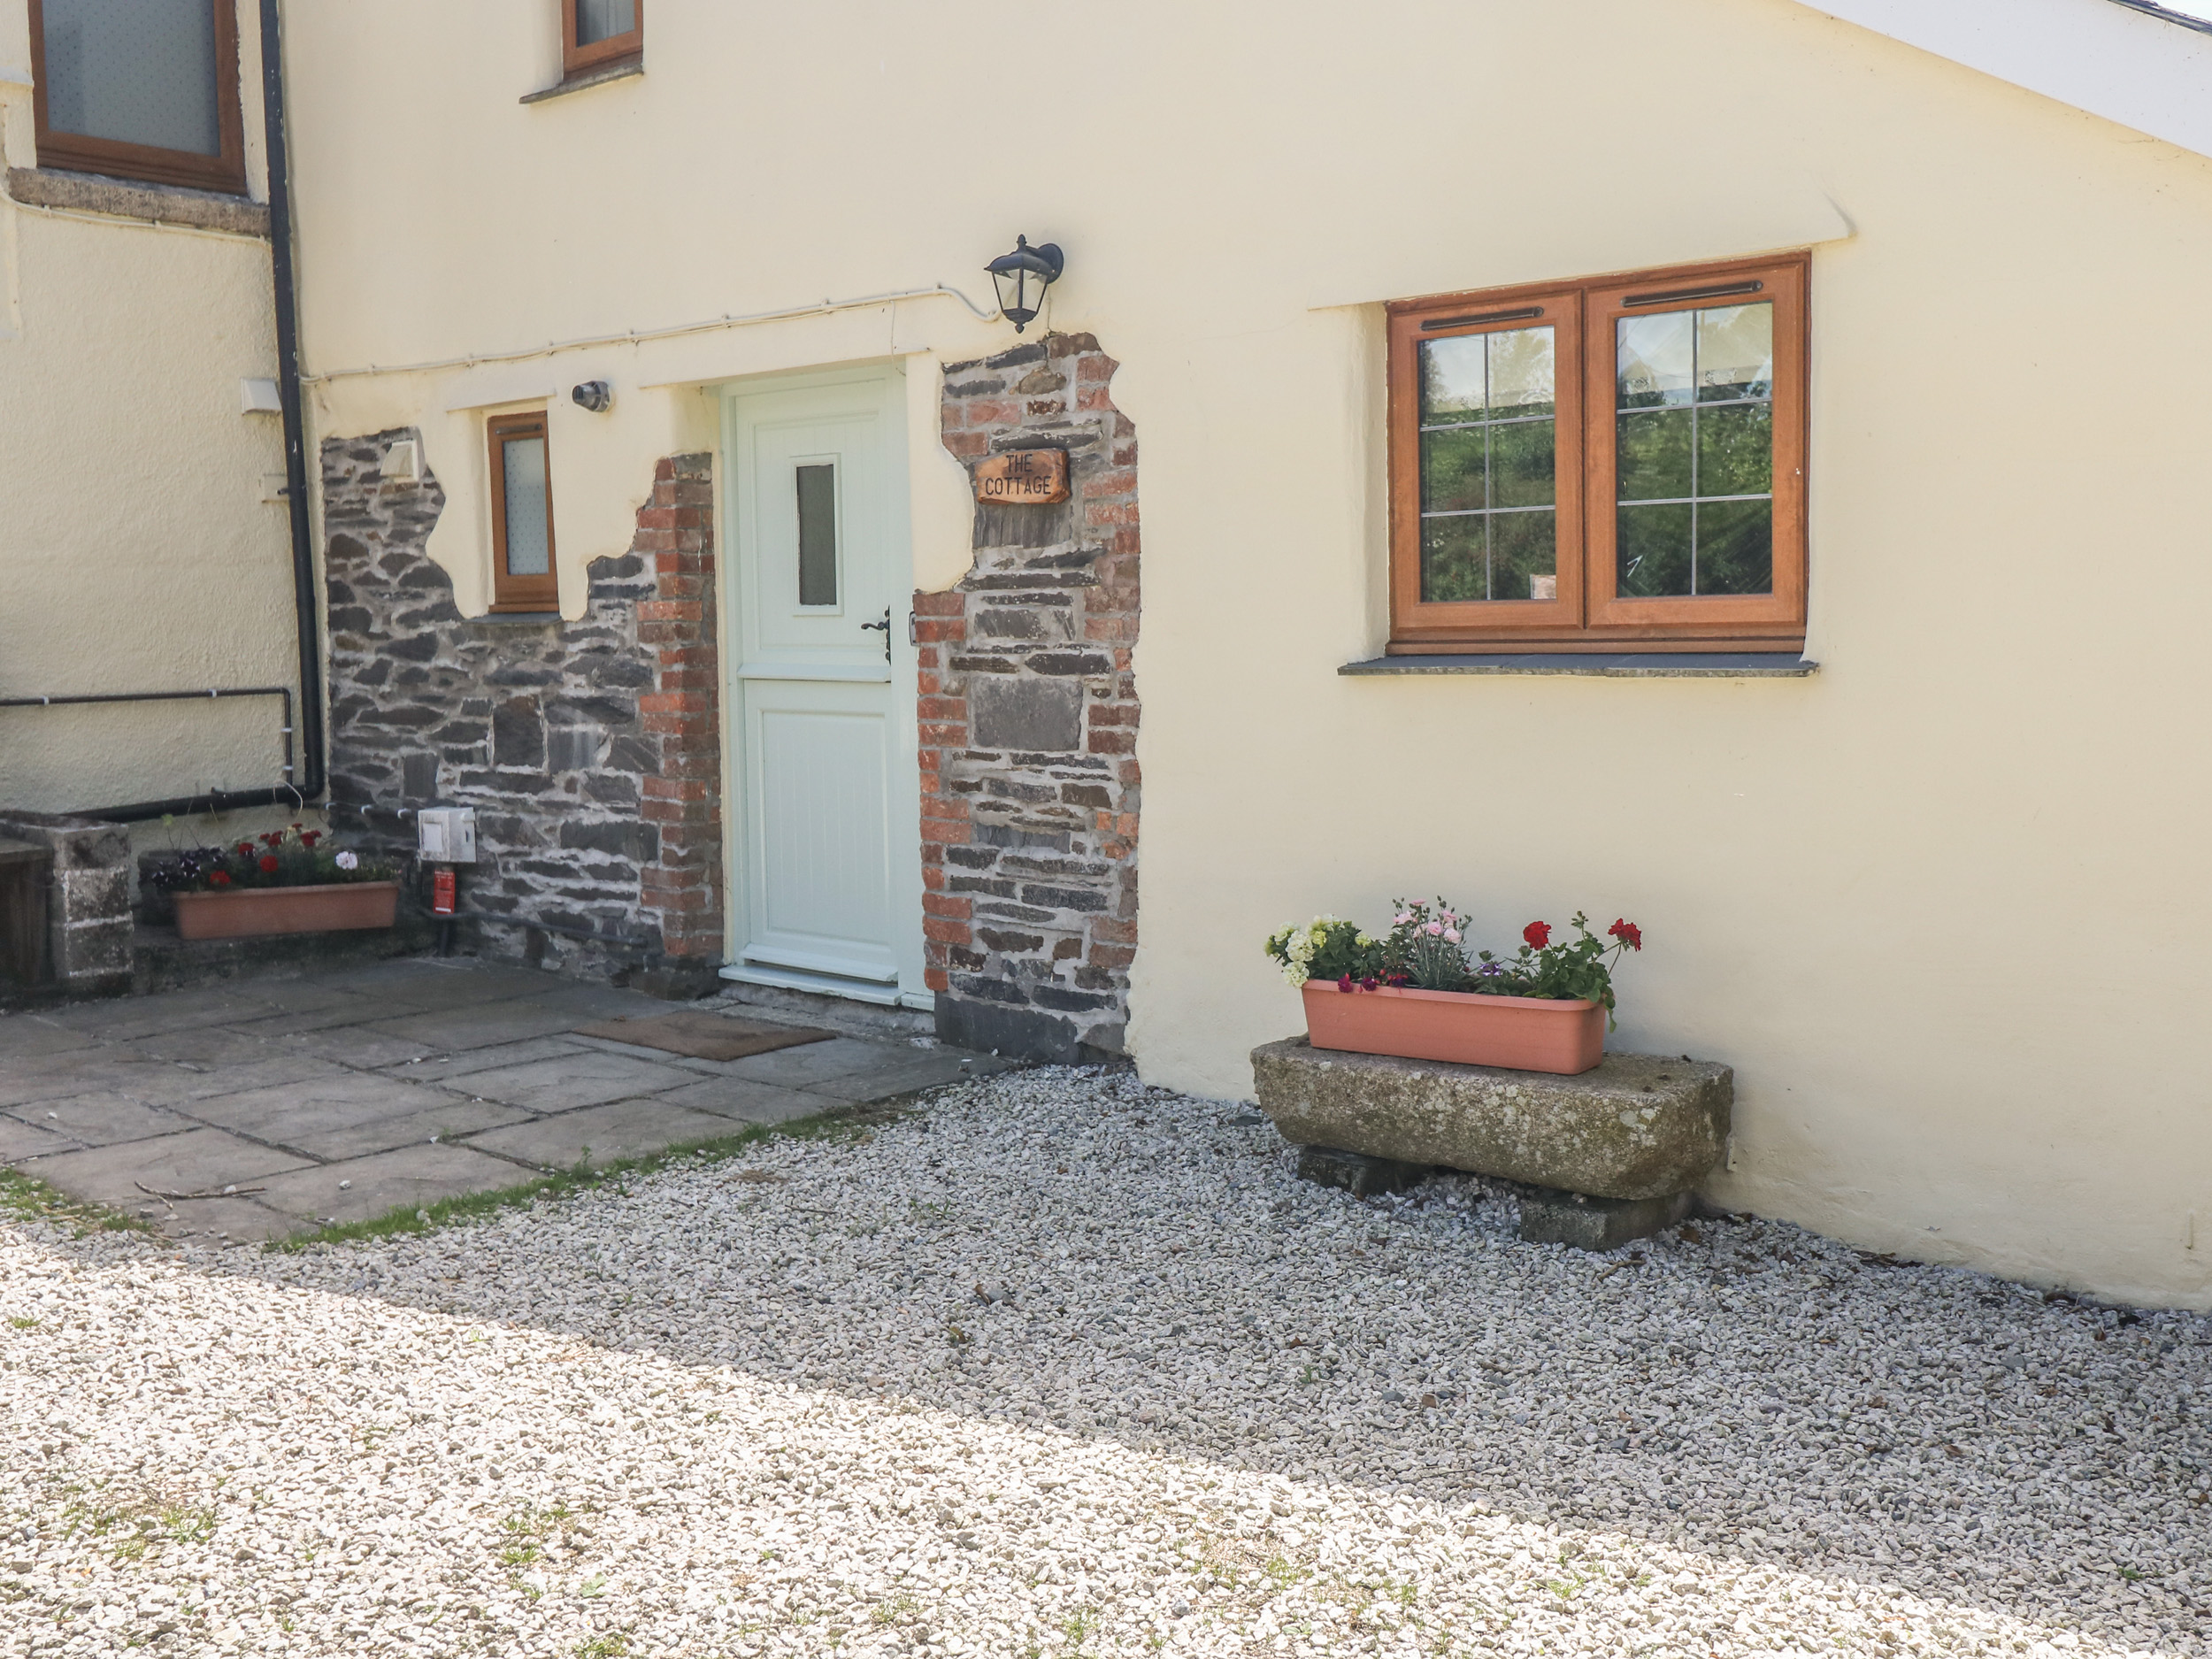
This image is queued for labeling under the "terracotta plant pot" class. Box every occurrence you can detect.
[1301,979,1605,1075]
[172,880,400,942]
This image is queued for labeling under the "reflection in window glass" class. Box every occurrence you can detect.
[575,0,638,46]
[1617,302,1773,597]
[42,0,219,156]
[1416,326,1557,603]
[796,463,838,607]
[503,437,551,577]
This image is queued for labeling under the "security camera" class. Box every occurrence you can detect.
[572,380,613,413]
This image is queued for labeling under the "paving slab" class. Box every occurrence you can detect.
[40,987,282,1041]
[272,1023,451,1071]
[179,1071,467,1151]
[718,1036,921,1089]
[134,1194,298,1243]
[252,1142,527,1225]
[383,1035,595,1083]
[31,1127,313,1210]
[115,1025,288,1070]
[461,1099,741,1170]
[657,1076,838,1125]
[447,1049,700,1113]
[3,1092,192,1148]
[143,1055,354,1108]
[218,977,375,1017]
[321,959,572,1009]
[803,1050,994,1103]
[0,1118,77,1164]
[509,980,676,1021]
[0,1017,98,1059]
[365,999,591,1054]
[0,1048,201,1110]
[228,994,403,1035]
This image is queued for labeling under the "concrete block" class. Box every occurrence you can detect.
[1517,1185,1695,1252]
[1295,1144,1428,1198]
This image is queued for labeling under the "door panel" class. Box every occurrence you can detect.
[722,369,920,1002]
[743,691,895,982]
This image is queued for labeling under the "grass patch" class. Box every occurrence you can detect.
[267,1101,918,1254]
[0,1165,152,1239]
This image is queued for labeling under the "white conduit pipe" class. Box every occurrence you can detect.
[299,282,1002,385]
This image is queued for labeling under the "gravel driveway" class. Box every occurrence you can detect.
[3,1066,2206,1657]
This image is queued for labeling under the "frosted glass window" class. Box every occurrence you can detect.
[503,437,551,578]
[796,464,838,607]
[575,0,638,45]
[41,0,221,157]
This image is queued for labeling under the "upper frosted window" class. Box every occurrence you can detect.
[575,0,638,46]
[41,0,221,157]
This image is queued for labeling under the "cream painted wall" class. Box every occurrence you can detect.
[285,0,2212,1307]
[0,2,298,838]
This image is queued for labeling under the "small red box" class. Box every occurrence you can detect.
[432,867,456,916]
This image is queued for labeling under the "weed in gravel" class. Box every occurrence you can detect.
[0,1167,150,1238]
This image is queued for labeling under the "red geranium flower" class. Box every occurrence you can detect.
[1608,918,1643,951]
[300,830,321,848]
[209,871,231,887]
[258,855,280,874]
[1523,921,1552,949]
[235,842,254,856]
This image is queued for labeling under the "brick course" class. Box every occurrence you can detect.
[923,334,1140,1063]
[321,434,723,989]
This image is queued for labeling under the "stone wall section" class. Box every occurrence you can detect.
[922,334,1140,1063]
[0,811,132,993]
[321,434,723,989]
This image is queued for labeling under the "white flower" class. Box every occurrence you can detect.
[334,850,358,872]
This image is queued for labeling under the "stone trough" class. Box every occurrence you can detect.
[1250,1037,1733,1250]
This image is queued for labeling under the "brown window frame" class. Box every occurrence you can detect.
[488,412,560,615]
[27,0,248,196]
[563,0,645,78]
[1387,252,1809,654]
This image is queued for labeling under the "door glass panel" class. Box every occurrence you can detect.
[795,463,838,607]
[502,436,550,577]
[1415,326,1557,603]
[1616,301,1774,596]
[575,0,638,45]
[41,0,220,156]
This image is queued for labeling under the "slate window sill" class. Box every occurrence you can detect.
[520,59,644,104]
[472,611,565,626]
[4,167,268,237]
[1340,653,1817,679]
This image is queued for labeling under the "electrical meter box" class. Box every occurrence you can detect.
[415,807,478,864]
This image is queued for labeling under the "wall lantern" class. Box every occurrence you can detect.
[986,235,1064,334]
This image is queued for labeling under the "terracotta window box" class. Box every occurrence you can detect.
[172,880,399,942]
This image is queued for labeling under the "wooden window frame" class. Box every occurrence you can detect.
[563,0,645,79]
[27,0,248,196]
[1388,253,1809,654]
[488,413,560,615]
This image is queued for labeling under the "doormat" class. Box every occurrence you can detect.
[575,1010,836,1062]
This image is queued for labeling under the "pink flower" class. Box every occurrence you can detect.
[1394,911,1416,926]
[1425,921,1443,936]
[1444,927,1462,943]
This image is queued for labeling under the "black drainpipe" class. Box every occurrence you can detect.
[30,0,324,828]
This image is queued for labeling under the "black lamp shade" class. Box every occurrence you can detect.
[986,235,1064,333]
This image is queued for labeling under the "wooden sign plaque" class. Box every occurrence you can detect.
[974,448,1070,504]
